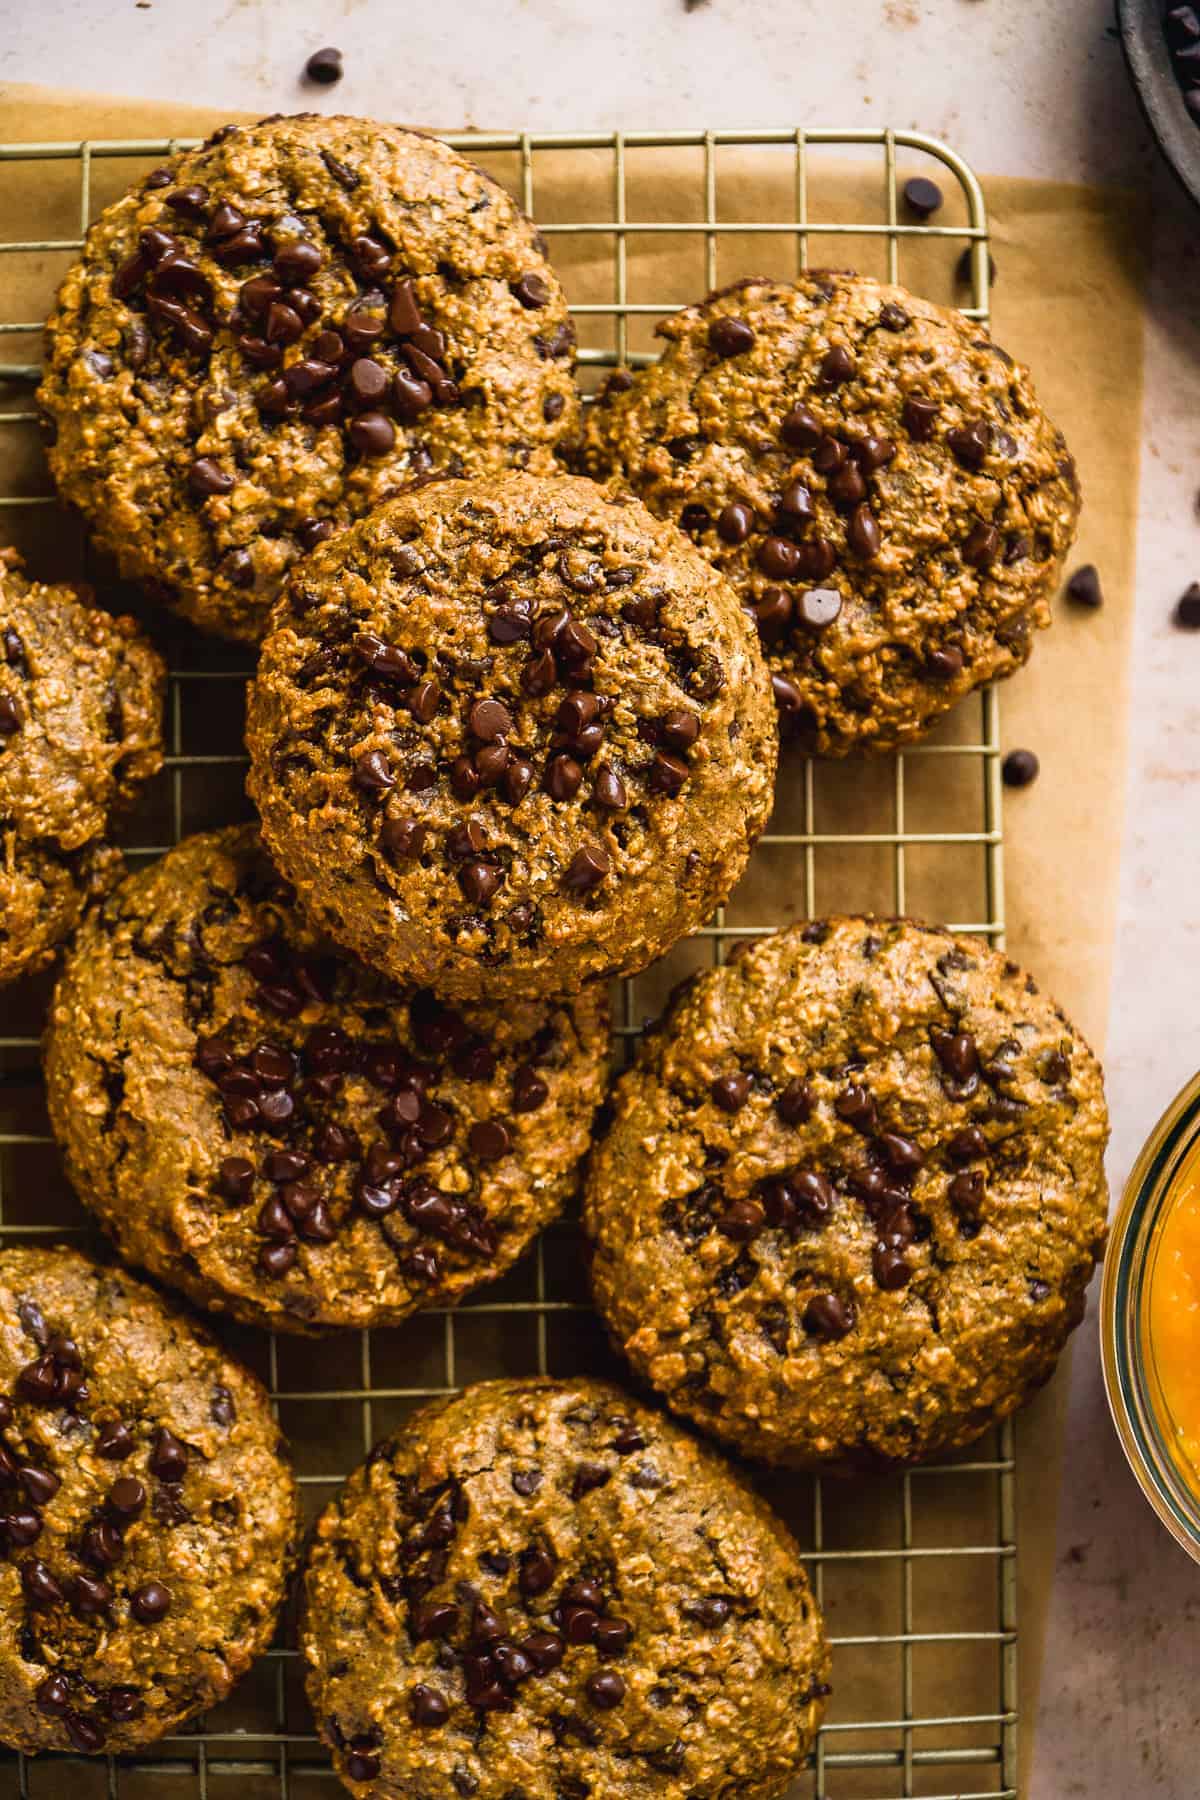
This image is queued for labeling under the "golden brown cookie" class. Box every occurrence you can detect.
[246,471,776,1001]
[38,114,578,642]
[576,274,1079,755]
[0,550,163,988]
[302,1377,828,1799]
[585,918,1109,1468]
[44,825,610,1334]
[0,1246,297,1753]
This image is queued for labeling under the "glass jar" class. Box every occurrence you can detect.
[1102,1070,1200,1561]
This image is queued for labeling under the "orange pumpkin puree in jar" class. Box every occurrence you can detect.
[1150,1145,1200,1484]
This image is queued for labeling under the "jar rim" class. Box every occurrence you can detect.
[1102,1068,1200,1561]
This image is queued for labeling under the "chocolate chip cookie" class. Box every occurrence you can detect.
[302,1377,829,1799]
[246,471,776,1001]
[576,274,1079,755]
[43,825,610,1334]
[584,918,1109,1469]
[0,549,164,988]
[0,1245,297,1754]
[38,114,578,643]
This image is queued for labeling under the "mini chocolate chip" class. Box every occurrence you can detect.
[562,1604,600,1645]
[1002,748,1039,788]
[718,1199,765,1242]
[349,410,396,455]
[409,678,441,723]
[847,504,881,560]
[949,1169,985,1217]
[148,1428,188,1484]
[0,692,22,737]
[16,1357,58,1404]
[346,1749,382,1781]
[802,1291,856,1340]
[777,479,814,524]
[106,1686,141,1723]
[781,404,822,449]
[947,421,990,471]
[165,184,208,216]
[488,598,532,643]
[903,176,943,216]
[4,1509,40,1547]
[819,345,856,386]
[757,535,801,579]
[130,1581,171,1623]
[96,1421,134,1462]
[963,520,1000,568]
[565,844,609,891]
[659,708,699,752]
[513,272,551,309]
[795,537,837,581]
[586,1670,626,1709]
[305,43,345,80]
[947,1125,987,1162]
[708,316,755,357]
[513,1066,549,1112]
[512,1469,543,1500]
[35,1673,68,1715]
[798,586,842,629]
[501,758,535,805]
[717,502,754,544]
[388,279,422,335]
[1066,564,1102,608]
[355,749,396,794]
[274,239,323,285]
[926,646,964,680]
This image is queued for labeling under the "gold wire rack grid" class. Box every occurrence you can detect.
[0,126,1015,1799]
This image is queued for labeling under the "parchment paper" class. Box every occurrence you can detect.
[0,86,1146,1798]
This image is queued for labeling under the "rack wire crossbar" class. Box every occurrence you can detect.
[0,124,1014,1800]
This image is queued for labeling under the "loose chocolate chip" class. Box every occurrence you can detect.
[776,1077,814,1124]
[354,749,396,794]
[718,1199,765,1242]
[901,396,938,440]
[926,646,964,680]
[903,176,943,217]
[802,1292,855,1340]
[781,404,822,449]
[963,520,1000,568]
[847,504,881,560]
[1174,583,1200,628]
[947,421,990,471]
[130,1580,171,1623]
[1002,748,1039,788]
[819,345,856,386]
[305,43,344,82]
[717,502,754,544]
[349,410,396,455]
[586,1670,626,1709]
[708,316,755,357]
[513,272,551,309]
[565,844,609,892]
[149,1428,188,1484]
[956,247,997,286]
[96,1421,134,1462]
[757,535,801,580]
[36,1673,68,1715]
[1065,564,1102,608]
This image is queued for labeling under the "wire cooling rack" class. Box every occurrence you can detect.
[0,127,1014,1799]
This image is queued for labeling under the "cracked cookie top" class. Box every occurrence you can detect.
[584,917,1109,1468]
[302,1377,828,1800]
[0,1247,297,1754]
[0,549,164,988]
[246,471,776,1001]
[43,825,610,1334]
[38,114,578,643]
[576,274,1079,755]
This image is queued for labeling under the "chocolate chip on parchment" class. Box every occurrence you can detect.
[1001,748,1039,788]
[955,247,997,286]
[902,176,943,217]
[305,45,344,83]
[1173,582,1200,628]
[1065,564,1102,608]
